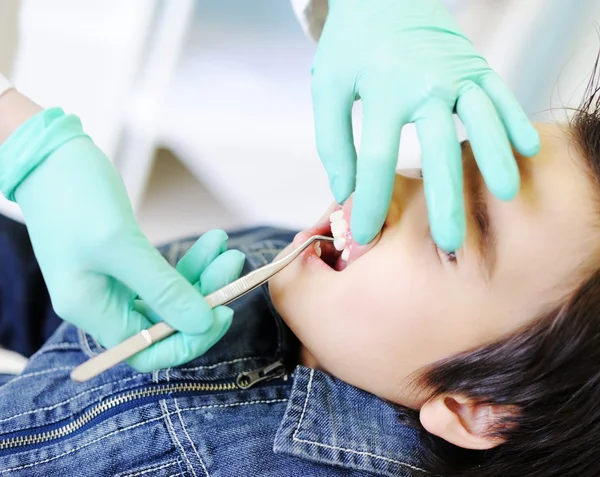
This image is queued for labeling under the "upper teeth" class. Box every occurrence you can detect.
[330,210,344,222]
[333,236,347,251]
[329,209,351,262]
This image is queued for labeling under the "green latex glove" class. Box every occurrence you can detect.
[0,108,245,372]
[311,0,540,250]
[130,234,246,372]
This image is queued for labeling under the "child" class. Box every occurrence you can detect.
[2,67,600,477]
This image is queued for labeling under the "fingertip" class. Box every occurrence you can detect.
[491,173,520,202]
[430,212,466,253]
[199,249,246,295]
[214,306,234,334]
[188,308,214,335]
[479,73,541,158]
[515,125,541,158]
[330,174,355,204]
[176,229,229,282]
[312,76,357,206]
[350,170,395,245]
[201,230,229,254]
[226,249,246,270]
[350,210,384,245]
[351,226,378,246]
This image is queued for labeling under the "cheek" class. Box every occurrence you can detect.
[290,247,455,401]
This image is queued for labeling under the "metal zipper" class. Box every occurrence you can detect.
[236,360,287,389]
[0,359,286,451]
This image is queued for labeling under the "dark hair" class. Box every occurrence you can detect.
[401,55,600,477]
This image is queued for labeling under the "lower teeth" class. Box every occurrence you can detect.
[341,248,350,261]
[314,241,322,257]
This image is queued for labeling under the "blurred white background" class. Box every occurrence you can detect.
[0,0,599,244]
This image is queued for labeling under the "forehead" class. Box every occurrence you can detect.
[484,123,598,308]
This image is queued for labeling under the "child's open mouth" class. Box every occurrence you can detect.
[313,208,354,271]
[295,196,381,272]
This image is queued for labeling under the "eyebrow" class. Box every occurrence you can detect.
[463,144,498,280]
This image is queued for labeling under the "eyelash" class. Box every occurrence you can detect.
[442,249,457,262]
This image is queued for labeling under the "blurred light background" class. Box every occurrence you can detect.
[0,0,599,244]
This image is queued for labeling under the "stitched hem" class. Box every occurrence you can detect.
[274,368,428,476]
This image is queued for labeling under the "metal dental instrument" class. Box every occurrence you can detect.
[70,235,333,383]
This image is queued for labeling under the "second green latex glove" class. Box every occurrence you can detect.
[312,0,540,250]
[0,108,245,372]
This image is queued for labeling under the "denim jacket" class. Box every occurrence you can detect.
[0,227,428,476]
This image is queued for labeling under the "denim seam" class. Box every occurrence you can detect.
[160,400,202,477]
[152,369,160,384]
[0,400,289,473]
[29,343,81,361]
[117,459,179,477]
[0,366,72,389]
[78,328,96,358]
[179,356,269,372]
[165,369,209,474]
[174,397,209,477]
[292,369,428,474]
[177,399,288,413]
[0,373,145,425]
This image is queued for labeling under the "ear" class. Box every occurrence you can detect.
[419,395,513,450]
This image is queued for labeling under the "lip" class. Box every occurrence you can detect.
[293,195,382,272]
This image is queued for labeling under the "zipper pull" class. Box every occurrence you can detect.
[236,360,286,390]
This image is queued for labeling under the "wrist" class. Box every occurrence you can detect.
[0,89,43,146]
[0,108,89,202]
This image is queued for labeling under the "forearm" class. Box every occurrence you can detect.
[0,83,42,146]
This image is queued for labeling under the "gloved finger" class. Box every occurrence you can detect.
[139,250,246,325]
[175,229,228,283]
[457,83,520,201]
[351,97,403,245]
[64,278,153,351]
[198,250,246,296]
[479,72,540,157]
[416,100,465,252]
[133,299,161,325]
[112,237,216,335]
[311,72,357,204]
[127,306,233,372]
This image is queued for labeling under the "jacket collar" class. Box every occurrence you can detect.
[273,366,429,476]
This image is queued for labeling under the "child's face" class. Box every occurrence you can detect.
[269,123,599,408]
